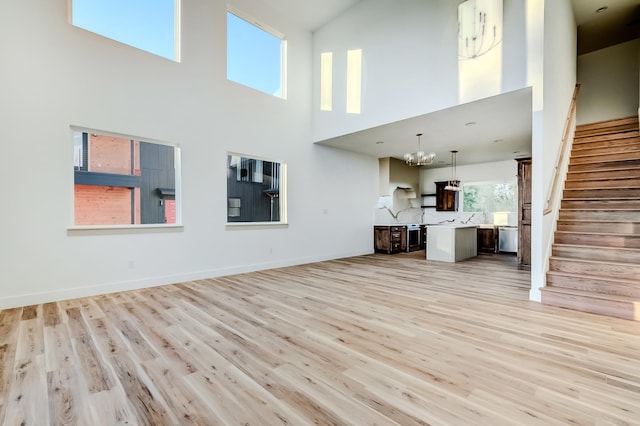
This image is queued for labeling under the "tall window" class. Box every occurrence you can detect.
[346,49,362,114]
[227,10,287,98]
[71,0,180,61]
[320,52,333,111]
[227,154,286,224]
[73,129,181,226]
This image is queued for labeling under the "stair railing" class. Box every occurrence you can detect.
[543,83,581,215]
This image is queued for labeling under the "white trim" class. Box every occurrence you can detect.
[0,249,373,310]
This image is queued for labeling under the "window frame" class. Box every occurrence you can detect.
[226,8,287,99]
[226,152,288,228]
[69,126,183,232]
[70,0,182,62]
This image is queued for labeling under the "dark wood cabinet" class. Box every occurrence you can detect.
[477,226,498,253]
[517,158,532,270]
[374,225,407,254]
[435,181,459,211]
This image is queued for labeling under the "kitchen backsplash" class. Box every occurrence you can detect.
[375,201,489,225]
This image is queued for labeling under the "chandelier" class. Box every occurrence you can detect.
[444,150,462,191]
[404,133,435,167]
[458,0,502,60]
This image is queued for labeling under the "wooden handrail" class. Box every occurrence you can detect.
[543,83,581,215]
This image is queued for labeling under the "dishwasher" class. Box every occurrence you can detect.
[498,226,518,253]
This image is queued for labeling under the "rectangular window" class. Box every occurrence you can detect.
[227,10,286,98]
[463,181,517,222]
[71,0,180,61]
[320,52,333,111]
[227,154,287,224]
[346,49,362,114]
[72,129,181,226]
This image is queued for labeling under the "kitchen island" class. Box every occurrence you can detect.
[426,224,478,262]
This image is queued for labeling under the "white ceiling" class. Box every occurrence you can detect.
[317,88,533,168]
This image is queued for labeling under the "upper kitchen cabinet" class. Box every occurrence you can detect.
[435,181,459,211]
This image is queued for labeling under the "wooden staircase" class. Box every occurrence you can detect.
[542,116,640,321]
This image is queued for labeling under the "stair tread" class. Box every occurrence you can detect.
[555,230,640,236]
[552,243,640,254]
[541,285,640,302]
[550,255,640,267]
[547,270,640,286]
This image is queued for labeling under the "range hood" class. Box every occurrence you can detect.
[378,157,420,197]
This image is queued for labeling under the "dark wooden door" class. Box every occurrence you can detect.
[517,158,532,269]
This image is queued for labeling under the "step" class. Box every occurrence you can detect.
[563,187,640,199]
[559,210,640,221]
[561,198,640,209]
[541,287,640,321]
[552,243,640,264]
[570,150,640,165]
[568,158,640,172]
[548,256,640,281]
[575,116,639,137]
[571,136,640,154]
[564,177,640,189]
[554,231,640,249]
[547,271,640,298]
[556,220,640,234]
[573,132,639,146]
[571,139,640,156]
[567,167,640,181]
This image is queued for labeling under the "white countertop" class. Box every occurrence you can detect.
[425,224,478,229]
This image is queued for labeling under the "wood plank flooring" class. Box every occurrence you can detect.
[1,252,639,425]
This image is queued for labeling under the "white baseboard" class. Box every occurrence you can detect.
[0,249,373,310]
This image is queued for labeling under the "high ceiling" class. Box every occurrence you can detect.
[232,0,639,168]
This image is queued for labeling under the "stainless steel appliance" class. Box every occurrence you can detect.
[406,224,422,252]
[498,226,518,253]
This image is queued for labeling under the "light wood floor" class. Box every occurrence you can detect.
[1,252,639,425]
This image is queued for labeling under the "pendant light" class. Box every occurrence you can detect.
[444,150,461,191]
[404,133,436,166]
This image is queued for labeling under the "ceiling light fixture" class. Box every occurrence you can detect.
[595,6,608,13]
[444,150,462,191]
[458,0,503,59]
[404,133,436,167]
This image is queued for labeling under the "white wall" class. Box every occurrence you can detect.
[311,0,529,142]
[0,0,378,308]
[530,0,576,300]
[576,39,640,125]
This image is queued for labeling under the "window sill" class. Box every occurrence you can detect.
[226,222,288,230]
[67,224,184,236]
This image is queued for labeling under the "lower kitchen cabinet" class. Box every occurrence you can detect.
[477,226,498,253]
[374,225,407,254]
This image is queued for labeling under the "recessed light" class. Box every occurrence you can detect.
[465,121,477,126]
[595,6,608,13]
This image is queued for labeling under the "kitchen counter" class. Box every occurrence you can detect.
[426,224,478,262]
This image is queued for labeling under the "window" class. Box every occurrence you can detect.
[227,154,287,224]
[320,52,333,111]
[463,181,517,220]
[73,129,181,226]
[227,10,287,98]
[346,49,362,114]
[71,0,180,61]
